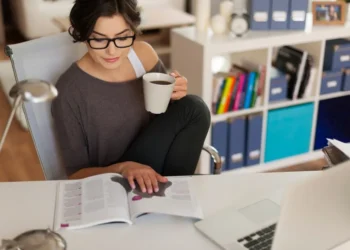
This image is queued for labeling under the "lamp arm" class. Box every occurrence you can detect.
[0,95,23,152]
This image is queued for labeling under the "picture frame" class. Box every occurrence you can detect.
[312,1,347,25]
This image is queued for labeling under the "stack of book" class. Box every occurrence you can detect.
[273,45,316,100]
[212,59,266,115]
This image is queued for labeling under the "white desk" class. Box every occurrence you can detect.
[0,172,318,250]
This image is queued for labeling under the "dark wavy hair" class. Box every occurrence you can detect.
[69,0,141,42]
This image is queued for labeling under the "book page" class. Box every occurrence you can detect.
[127,177,203,221]
[54,173,131,230]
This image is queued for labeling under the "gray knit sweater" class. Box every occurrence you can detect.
[51,60,167,176]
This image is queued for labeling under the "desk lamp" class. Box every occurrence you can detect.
[0,79,58,152]
[0,79,66,250]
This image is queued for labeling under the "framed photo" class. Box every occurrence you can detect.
[312,1,347,25]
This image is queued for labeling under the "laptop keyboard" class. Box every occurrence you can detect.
[237,223,276,250]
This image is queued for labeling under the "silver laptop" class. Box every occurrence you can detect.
[195,161,350,250]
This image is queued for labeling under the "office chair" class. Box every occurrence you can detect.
[5,32,222,180]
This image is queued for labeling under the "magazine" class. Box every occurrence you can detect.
[53,173,203,230]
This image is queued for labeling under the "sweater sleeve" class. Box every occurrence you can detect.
[51,79,89,177]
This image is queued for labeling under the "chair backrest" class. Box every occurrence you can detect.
[6,32,87,180]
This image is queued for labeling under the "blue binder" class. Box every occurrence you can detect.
[211,121,228,173]
[270,0,289,30]
[245,114,263,166]
[323,39,350,71]
[288,0,308,30]
[227,117,246,170]
[248,0,271,30]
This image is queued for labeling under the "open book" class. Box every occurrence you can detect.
[53,173,203,230]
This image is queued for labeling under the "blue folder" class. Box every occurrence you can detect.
[211,121,228,173]
[227,117,246,170]
[270,0,289,30]
[288,0,308,30]
[248,0,271,30]
[245,114,263,166]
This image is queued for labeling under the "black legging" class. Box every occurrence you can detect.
[119,95,211,176]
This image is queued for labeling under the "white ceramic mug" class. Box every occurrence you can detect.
[143,72,176,114]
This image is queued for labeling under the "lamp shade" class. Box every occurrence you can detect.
[9,79,58,103]
[0,79,58,153]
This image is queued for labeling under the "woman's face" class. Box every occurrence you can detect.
[86,14,135,70]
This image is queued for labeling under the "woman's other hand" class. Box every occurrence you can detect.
[112,162,168,193]
[170,70,187,100]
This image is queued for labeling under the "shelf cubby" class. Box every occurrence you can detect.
[265,103,314,163]
[314,96,350,151]
[211,112,264,173]
[210,48,269,118]
[267,40,323,104]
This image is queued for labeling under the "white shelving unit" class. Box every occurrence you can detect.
[170,22,350,174]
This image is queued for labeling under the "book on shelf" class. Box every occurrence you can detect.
[240,59,266,107]
[274,45,315,100]
[53,173,203,230]
[231,64,256,111]
[211,59,265,115]
[304,67,316,98]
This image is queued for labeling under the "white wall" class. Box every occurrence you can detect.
[138,0,186,11]
[190,0,221,16]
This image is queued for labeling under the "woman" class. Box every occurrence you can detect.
[328,5,339,21]
[51,0,211,194]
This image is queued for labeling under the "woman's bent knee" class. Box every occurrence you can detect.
[178,95,211,128]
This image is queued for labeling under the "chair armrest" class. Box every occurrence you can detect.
[202,145,222,175]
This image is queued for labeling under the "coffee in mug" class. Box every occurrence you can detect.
[143,73,176,114]
[150,80,172,85]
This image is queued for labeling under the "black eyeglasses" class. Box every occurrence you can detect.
[86,34,136,49]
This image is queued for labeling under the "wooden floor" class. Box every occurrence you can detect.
[0,29,327,182]
[0,79,44,181]
[0,28,44,181]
